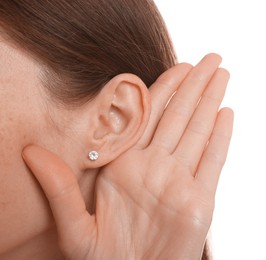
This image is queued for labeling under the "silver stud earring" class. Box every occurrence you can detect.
[89,151,99,161]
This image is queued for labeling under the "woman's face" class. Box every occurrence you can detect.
[0,35,69,255]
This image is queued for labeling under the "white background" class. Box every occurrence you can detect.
[154,1,266,259]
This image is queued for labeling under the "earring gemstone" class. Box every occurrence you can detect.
[89,151,99,161]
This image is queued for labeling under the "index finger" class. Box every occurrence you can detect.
[137,62,193,148]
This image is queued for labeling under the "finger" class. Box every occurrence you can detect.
[151,53,222,153]
[196,108,234,195]
[22,145,95,253]
[173,68,230,174]
[137,62,193,148]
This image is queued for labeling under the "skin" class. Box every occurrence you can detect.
[0,33,234,259]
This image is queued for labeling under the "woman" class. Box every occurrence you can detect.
[0,0,233,259]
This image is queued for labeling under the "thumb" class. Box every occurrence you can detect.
[22,145,95,256]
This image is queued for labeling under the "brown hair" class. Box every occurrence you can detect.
[0,0,209,258]
[0,0,177,105]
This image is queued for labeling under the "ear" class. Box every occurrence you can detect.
[84,73,151,168]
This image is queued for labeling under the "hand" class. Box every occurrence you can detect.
[22,53,234,260]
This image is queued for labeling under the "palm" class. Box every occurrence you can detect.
[92,147,212,259]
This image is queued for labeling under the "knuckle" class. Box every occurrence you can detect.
[201,94,221,106]
[189,69,207,83]
[175,152,192,167]
[188,120,210,135]
[167,97,193,117]
[49,183,76,202]
[167,106,191,119]
[204,151,225,167]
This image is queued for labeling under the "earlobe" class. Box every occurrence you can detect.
[87,73,151,167]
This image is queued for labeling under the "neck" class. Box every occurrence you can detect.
[0,226,64,260]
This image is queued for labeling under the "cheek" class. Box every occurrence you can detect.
[0,113,53,253]
[0,41,58,253]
